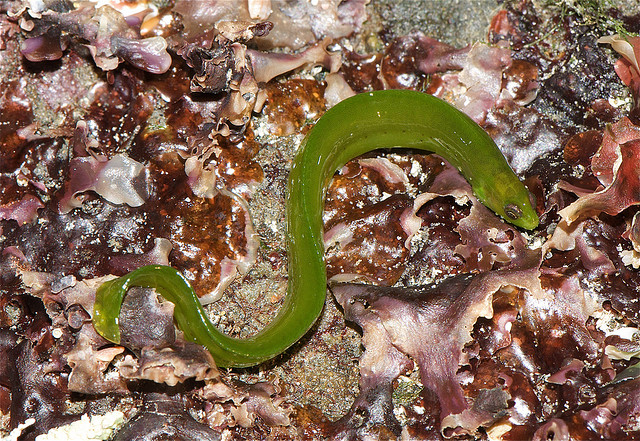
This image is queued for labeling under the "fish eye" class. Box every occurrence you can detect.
[504,203,523,220]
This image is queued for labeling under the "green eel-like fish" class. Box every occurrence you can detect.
[92,90,539,367]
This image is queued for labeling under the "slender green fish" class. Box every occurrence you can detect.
[93,90,539,367]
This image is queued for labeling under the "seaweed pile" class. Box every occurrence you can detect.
[2,0,640,439]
